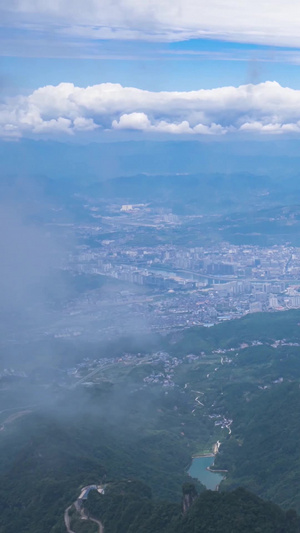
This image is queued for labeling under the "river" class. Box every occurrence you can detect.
[188,456,224,490]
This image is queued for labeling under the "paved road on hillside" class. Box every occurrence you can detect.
[64,487,104,533]
[89,516,104,533]
[64,506,76,533]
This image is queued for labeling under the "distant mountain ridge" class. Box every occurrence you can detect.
[2,139,300,182]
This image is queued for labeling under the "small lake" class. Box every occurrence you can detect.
[188,456,224,490]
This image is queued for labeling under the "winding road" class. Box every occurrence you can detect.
[64,506,76,533]
[64,486,104,533]
[89,516,104,533]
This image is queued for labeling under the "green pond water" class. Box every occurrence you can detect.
[188,456,224,490]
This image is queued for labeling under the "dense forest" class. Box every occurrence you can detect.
[0,384,204,533]
[215,382,300,510]
[2,310,300,531]
[85,480,300,533]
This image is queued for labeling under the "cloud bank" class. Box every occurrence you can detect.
[3,81,300,139]
[2,0,300,47]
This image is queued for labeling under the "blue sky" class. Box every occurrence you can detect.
[2,1,300,140]
[3,37,300,94]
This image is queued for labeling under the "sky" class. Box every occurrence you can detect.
[2,0,300,140]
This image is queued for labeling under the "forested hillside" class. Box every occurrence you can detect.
[85,481,300,533]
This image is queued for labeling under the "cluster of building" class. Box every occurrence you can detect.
[142,352,182,387]
[62,237,300,336]
[40,198,300,340]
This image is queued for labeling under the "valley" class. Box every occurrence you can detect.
[1,310,300,531]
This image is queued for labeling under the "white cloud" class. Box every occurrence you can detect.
[154,120,194,134]
[112,112,151,130]
[32,117,73,134]
[2,0,300,47]
[240,121,300,135]
[3,80,300,139]
[112,114,196,134]
[73,117,99,131]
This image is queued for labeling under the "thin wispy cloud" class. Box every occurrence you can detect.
[4,35,300,66]
[1,0,300,48]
